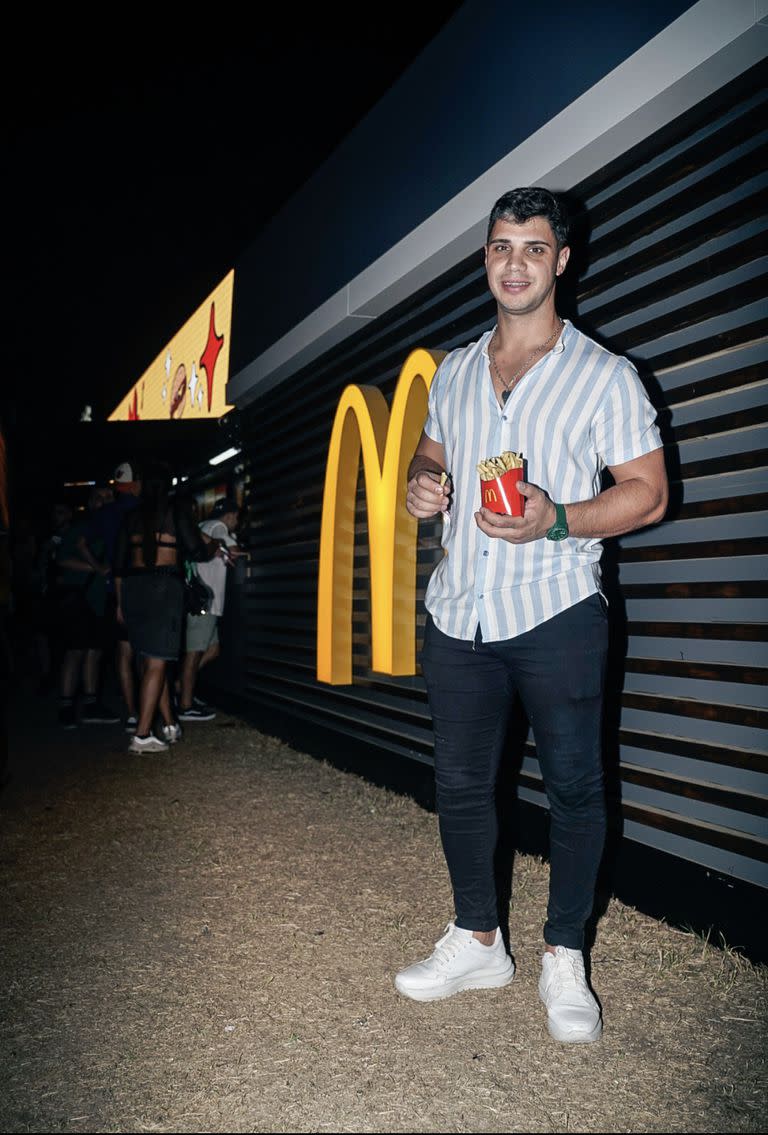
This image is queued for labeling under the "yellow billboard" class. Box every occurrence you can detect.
[108,271,235,421]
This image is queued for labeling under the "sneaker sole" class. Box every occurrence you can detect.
[539,991,603,1044]
[395,964,515,1002]
[544,1016,603,1044]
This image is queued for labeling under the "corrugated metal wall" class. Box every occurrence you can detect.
[231,59,767,890]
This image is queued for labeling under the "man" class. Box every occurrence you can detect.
[399,187,668,1043]
[177,496,245,722]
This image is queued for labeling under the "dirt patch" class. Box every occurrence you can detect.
[1,698,766,1133]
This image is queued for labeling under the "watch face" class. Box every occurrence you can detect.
[547,526,568,541]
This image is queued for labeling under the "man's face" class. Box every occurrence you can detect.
[223,511,238,533]
[484,216,569,317]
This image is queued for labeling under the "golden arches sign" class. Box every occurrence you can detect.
[317,347,446,685]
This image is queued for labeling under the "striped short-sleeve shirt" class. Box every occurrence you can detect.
[423,319,662,642]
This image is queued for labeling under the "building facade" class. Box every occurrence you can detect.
[204,1,767,955]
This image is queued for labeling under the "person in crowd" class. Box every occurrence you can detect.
[8,512,53,692]
[50,492,119,729]
[399,187,668,1043]
[26,502,73,694]
[113,460,227,754]
[88,460,144,731]
[177,496,246,722]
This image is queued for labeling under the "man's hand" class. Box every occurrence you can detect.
[223,545,247,565]
[475,481,555,543]
[406,470,451,520]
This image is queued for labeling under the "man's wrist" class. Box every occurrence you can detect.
[408,458,444,483]
[545,501,569,541]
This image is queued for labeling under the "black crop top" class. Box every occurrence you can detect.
[113,501,218,575]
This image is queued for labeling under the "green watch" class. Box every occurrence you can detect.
[546,501,569,541]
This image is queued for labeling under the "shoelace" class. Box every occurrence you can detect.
[432,923,471,969]
[549,949,588,997]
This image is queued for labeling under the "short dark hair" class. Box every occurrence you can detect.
[486,187,570,247]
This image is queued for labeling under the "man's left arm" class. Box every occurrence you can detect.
[476,448,668,543]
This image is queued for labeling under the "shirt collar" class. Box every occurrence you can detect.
[482,317,570,358]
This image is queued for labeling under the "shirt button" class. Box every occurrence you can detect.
[483,550,488,557]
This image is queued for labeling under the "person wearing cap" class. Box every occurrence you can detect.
[177,496,246,722]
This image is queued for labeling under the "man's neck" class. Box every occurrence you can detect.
[494,307,563,352]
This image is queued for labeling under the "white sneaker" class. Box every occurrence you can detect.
[128,733,169,754]
[395,922,514,1002]
[161,722,182,744]
[539,946,602,1043]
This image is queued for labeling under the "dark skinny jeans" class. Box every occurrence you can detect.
[420,594,608,950]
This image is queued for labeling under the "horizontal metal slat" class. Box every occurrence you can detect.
[516,772,768,863]
[619,763,767,819]
[625,657,766,686]
[618,554,766,583]
[621,579,768,598]
[622,691,766,729]
[619,536,767,562]
[618,728,766,774]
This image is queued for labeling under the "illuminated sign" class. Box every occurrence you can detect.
[317,347,445,684]
[108,271,235,421]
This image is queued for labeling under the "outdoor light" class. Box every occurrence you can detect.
[209,447,241,466]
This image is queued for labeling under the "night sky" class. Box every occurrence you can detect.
[4,9,464,502]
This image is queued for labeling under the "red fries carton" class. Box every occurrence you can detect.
[477,451,525,516]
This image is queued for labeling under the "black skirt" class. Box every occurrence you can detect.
[121,569,184,661]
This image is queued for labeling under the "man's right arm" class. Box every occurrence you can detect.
[406,431,450,519]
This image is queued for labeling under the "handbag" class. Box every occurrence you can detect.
[184,561,213,616]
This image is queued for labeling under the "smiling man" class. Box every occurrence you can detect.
[398,187,668,1043]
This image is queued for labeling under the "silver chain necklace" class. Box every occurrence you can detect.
[489,319,563,404]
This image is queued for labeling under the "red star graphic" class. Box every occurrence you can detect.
[200,302,224,412]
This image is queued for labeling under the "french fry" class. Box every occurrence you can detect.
[476,451,523,480]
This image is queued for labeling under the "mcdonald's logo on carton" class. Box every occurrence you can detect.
[483,487,498,505]
[317,348,445,685]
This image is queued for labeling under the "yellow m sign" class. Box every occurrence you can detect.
[317,347,445,684]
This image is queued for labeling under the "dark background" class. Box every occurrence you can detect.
[3,8,464,509]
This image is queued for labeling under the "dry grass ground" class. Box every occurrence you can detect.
[0,699,766,1134]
